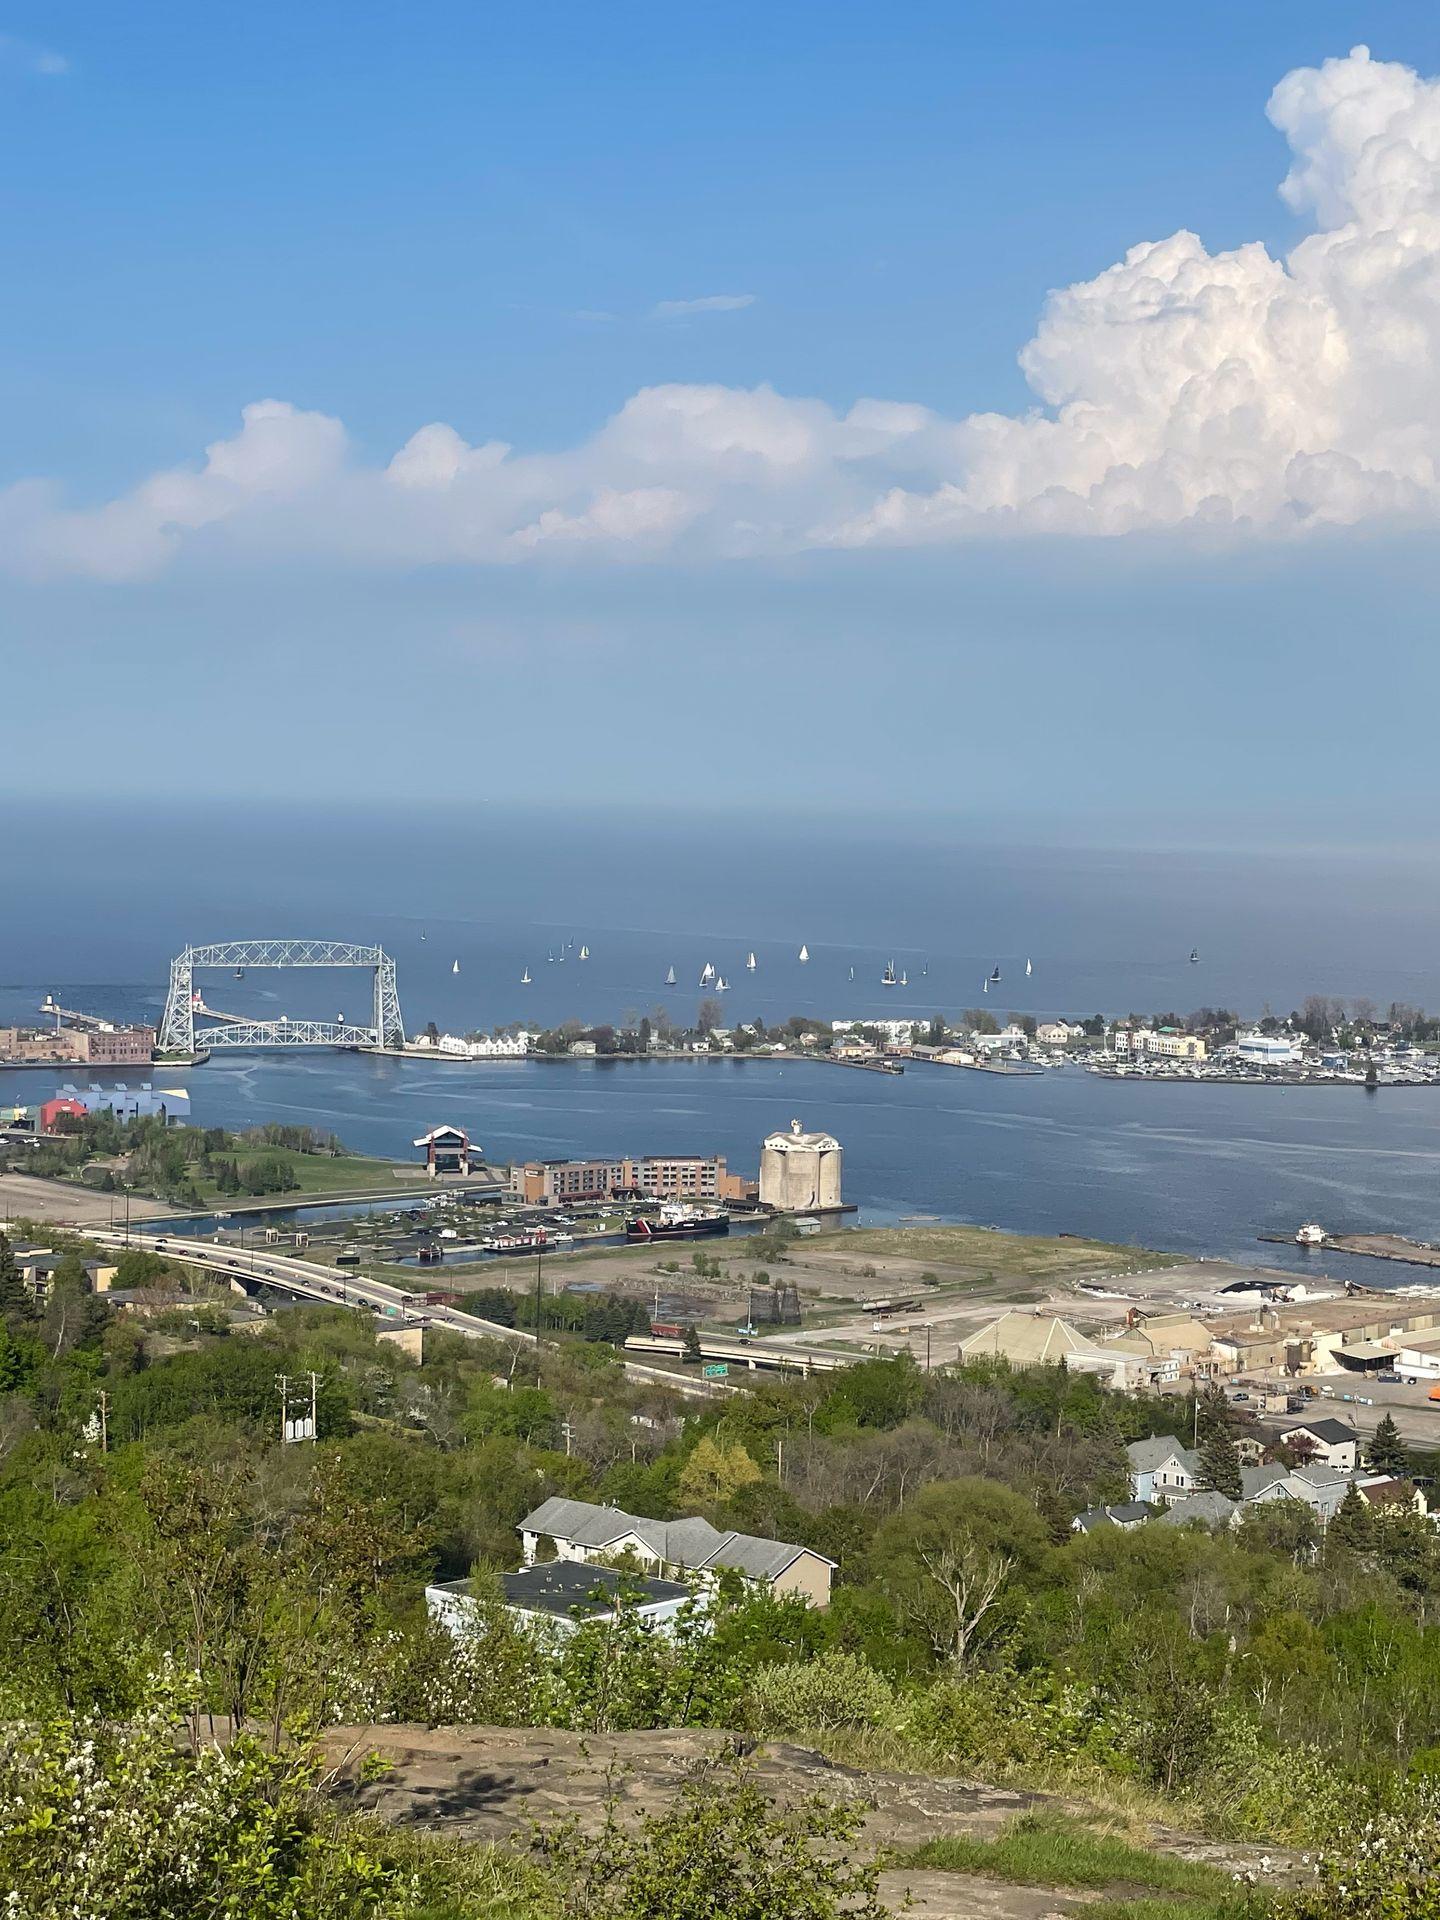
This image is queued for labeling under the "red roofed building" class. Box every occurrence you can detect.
[40,1096,87,1132]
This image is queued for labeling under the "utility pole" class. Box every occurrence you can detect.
[560,1418,574,1456]
[534,1239,545,1383]
[279,1372,289,1446]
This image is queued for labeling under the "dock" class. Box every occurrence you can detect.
[1259,1230,1440,1272]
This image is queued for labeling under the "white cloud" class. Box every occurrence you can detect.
[651,293,756,318]
[0,34,69,75]
[13,44,1440,579]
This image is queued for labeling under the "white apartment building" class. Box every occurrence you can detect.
[1113,1028,1206,1061]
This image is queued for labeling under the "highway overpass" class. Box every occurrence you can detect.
[624,1331,852,1375]
[88,1230,730,1397]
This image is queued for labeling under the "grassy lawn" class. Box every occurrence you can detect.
[192,1147,421,1203]
[889,1812,1232,1900]
[802,1222,1182,1276]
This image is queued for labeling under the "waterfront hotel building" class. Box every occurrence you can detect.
[510,1154,746,1207]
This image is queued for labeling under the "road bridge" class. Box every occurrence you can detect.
[90,1231,729,1397]
[157,941,405,1054]
[624,1331,852,1375]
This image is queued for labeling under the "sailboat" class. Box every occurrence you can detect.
[547,950,554,963]
[798,944,809,963]
[990,965,1002,985]
[982,976,990,994]
[665,965,677,986]
[881,960,897,987]
[521,968,531,985]
[899,969,908,987]
[848,965,854,982]
[579,945,589,960]
[746,952,757,971]
[716,975,730,992]
[452,959,460,975]
[700,961,716,985]
[921,961,928,977]
[1025,958,1033,977]
[420,931,426,941]
[1190,948,1200,964]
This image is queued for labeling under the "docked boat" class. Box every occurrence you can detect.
[626,1204,731,1242]
[1295,1222,1327,1246]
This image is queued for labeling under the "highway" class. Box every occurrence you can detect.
[89,1230,731,1398]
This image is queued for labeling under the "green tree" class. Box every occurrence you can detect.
[682,1324,702,1363]
[1195,1424,1243,1501]
[1329,1482,1375,1553]
[0,1232,33,1323]
[1368,1412,1409,1476]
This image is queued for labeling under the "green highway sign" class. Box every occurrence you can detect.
[702,1363,730,1379]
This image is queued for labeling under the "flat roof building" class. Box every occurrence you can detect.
[510,1155,734,1206]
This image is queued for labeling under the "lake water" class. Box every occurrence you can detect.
[9,1044,1440,1284]
[7,801,1440,1280]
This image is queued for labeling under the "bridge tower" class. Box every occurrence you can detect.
[157,941,407,1054]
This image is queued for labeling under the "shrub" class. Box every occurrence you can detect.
[743,1651,895,1736]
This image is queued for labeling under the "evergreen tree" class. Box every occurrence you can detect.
[0,1232,34,1323]
[1368,1412,1409,1477]
[1196,1425,1243,1501]
[682,1323,702,1362]
[1329,1481,1375,1553]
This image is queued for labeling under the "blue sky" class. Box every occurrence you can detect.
[5,1,1440,834]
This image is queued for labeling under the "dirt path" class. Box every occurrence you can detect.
[0,1172,171,1228]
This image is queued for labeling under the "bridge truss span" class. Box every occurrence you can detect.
[158,940,405,1054]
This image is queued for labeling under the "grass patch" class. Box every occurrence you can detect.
[191,1147,421,1203]
[804,1223,1181,1275]
[890,1812,1232,1898]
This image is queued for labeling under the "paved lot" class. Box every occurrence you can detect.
[0,1172,171,1228]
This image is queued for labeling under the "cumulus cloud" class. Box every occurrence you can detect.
[651,293,757,318]
[12,44,1440,579]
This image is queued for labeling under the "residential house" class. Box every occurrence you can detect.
[1125,1435,1201,1503]
[1155,1490,1237,1529]
[427,1563,693,1638]
[516,1496,835,1607]
[1277,1418,1359,1472]
[1070,1501,1156,1534]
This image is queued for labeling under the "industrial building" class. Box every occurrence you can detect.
[53,1083,190,1123]
[759,1118,843,1211]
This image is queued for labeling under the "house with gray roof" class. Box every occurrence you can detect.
[1071,1501,1156,1535]
[518,1496,835,1607]
[1155,1489,1238,1529]
[1125,1436,1201,1504]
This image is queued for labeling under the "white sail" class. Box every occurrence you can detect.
[579,945,589,960]
[700,961,715,984]
[900,971,908,987]
[666,965,677,985]
[848,965,854,981]
[882,959,897,986]
[452,959,460,974]
[521,968,531,984]
[798,944,809,962]
[746,952,757,970]
[716,976,730,991]
[983,977,989,993]
[1025,957,1033,977]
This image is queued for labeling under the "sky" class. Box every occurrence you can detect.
[6,1,1440,839]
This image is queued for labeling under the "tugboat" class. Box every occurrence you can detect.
[626,1203,731,1242]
